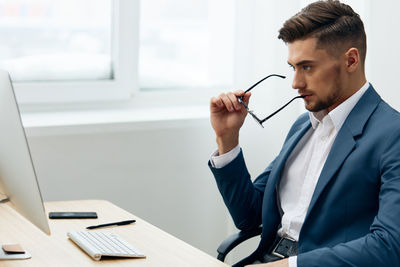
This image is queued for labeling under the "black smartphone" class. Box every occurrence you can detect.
[48,212,98,219]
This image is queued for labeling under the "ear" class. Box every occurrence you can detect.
[344,47,360,73]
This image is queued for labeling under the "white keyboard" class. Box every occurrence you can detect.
[67,231,146,261]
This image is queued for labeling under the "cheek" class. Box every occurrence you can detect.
[306,74,326,94]
[310,67,339,94]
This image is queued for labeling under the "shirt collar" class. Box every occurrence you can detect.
[309,81,370,131]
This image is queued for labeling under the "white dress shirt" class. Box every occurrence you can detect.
[210,82,369,266]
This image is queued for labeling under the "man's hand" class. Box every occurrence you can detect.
[245,258,288,267]
[210,90,251,154]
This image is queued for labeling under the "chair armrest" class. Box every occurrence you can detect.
[217,226,262,262]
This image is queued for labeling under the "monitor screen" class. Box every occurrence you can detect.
[0,70,50,235]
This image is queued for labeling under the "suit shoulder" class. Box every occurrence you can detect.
[375,100,400,126]
[377,100,400,117]
[366,100,400,139]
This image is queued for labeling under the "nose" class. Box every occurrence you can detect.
[292,71,306,90]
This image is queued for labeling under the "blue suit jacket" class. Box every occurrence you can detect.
[210,85,400,267]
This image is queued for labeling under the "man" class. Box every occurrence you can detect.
[208,1,400,267]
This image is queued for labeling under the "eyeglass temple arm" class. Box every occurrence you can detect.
[237,97,249,109]
[237,98,264,126]
[244,74,286,93]
[260,95,304,124]
[238,73,286,107]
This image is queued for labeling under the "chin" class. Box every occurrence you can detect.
[305,103,325,113]
[304,97,331,111]
[304,102,315,112]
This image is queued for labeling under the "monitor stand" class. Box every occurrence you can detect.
[0,196,31,260]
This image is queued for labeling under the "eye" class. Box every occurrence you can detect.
[303,65,311,71]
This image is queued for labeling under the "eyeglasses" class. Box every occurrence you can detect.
[238,74,304,128]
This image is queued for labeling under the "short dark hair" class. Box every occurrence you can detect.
[278,0,366,65]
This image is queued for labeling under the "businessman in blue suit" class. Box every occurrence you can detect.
[209,1,400,267]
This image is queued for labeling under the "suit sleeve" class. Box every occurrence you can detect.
[208,150,275,230]
[297,128,400,267]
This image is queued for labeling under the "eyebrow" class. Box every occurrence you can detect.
[287,60,315,67]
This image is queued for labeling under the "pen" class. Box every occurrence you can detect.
[86,219,136,230]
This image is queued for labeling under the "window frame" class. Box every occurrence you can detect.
[13,0,139,105]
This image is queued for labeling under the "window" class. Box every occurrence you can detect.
[0,0,234,105]
[139,0,234,92]
[0,0,137,104]
[0,0,112,82]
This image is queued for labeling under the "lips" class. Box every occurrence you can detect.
[300,93,312,100]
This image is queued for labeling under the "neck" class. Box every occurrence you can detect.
[348,71,367,95]
[325,72,367,113]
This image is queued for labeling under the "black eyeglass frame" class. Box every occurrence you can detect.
[238,74,303,128]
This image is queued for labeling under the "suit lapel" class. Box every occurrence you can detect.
[306,127,355,215]
[304,85,381,221]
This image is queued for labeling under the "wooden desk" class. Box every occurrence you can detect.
[0,200,228,266]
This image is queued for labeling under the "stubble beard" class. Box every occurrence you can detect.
[305,66,343,112]
[306,91,339,112]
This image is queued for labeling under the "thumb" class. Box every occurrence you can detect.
[242,92,251,106]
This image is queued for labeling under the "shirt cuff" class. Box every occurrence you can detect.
[209,145,241,168]
[289,256,297,267]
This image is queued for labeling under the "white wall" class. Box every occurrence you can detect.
[367,1,400,110]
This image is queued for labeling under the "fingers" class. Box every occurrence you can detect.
[210,91,251,112]
[226,92,242,111]
[234,90,251,105]
[210,96,223,109]
[241,91,251,105]
[213,93,238,112]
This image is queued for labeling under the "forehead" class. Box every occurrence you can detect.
[287,38,330,64]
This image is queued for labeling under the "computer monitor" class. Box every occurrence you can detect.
[0,69,50,235]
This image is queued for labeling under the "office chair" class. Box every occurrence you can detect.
[217,225,262,262]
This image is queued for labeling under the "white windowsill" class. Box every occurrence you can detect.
[21,105,210,137]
